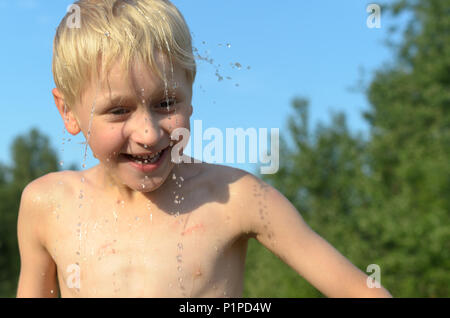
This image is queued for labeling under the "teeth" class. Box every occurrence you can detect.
[130,151,162,160]
[129,150,162,164]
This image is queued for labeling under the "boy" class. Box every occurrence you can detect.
[16,0,392,298]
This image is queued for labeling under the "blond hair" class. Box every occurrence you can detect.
[52,0,196,110]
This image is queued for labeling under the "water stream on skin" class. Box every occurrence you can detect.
[71,42,105,294]
[160,24,190,296]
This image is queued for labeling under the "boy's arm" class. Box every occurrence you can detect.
[238,173,392,298]
[16,181,59,298]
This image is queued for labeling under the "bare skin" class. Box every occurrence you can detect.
[18,160,252,297]
[16,53,392,298]
[16,158,393,298]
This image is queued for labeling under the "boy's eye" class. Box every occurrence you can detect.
[158,99,176,108]
[157,99,177,111]
[110,108,129,115]
[108,99,177,116]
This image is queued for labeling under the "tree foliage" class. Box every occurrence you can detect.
[245,0,449,297]
[0,128,62,297]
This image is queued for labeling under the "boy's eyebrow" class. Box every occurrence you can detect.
[101,86,170,107]
[104,95,135,107]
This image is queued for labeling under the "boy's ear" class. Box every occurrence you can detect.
[52,88,81,135]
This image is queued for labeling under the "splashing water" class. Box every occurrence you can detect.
[193,41,251,87]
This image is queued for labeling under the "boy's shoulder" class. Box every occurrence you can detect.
[194,162,266,202]
[19,170,81,241]
[22,169,81,204]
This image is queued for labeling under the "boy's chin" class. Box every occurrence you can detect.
[123,173,170,194]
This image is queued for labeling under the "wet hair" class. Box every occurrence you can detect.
[52,0,196,110]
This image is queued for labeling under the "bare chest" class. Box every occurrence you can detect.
[44,190,248,297]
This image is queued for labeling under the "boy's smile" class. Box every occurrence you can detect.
[54,51,193,200]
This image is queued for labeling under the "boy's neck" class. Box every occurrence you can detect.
[93,163,174,204]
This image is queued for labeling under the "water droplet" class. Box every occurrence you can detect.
[177,266,182,272]
[178,277,183,283]
[50,289,54,294]
[141,184,146,189]
[226,43,231,48]
[82,164,86,168]
[59,161,64,166]
[81,177,85,183]
[104,31,110,37]
[172,173,176,180]
[177,243,183,250]
[176,254,182,262]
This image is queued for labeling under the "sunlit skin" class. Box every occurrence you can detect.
[57,52,193,202]
[16,53,392,298]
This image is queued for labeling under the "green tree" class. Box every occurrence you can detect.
[244,0,449,297]
[10,128,59,190]
[244,98,371,297]
[361,0,450,296]
[0,128,61,297]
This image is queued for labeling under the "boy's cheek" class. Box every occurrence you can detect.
[167,113,191,130]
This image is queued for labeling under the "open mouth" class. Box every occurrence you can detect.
[121,146,169,166]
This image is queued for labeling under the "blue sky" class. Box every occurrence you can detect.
[0,0,404,175]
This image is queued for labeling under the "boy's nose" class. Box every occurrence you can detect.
[126,112,162,147]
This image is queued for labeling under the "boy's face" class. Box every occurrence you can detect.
[55,52,193,196]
